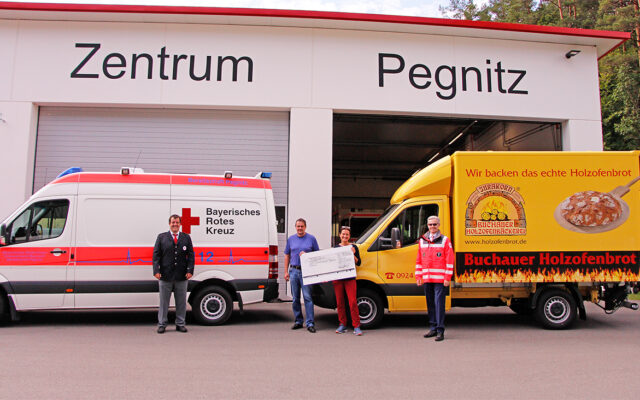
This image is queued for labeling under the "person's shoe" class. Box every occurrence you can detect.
[424,330,437,338]
[307,326,316,333]
[157,326,166,334]
[353,327,363,336]
[435,332,445,341]
[176,326,188,333]
[291,323,303,330]
[335,325,347,334]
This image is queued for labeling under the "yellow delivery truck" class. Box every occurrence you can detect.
[313,151,640,329]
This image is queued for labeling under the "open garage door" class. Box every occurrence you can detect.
[332,114,561,243]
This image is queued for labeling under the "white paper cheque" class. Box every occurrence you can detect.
[300,246,356,285]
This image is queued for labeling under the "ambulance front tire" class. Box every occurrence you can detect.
[357,288,384,329]
[535,289,577,330]
[192,285,233,325]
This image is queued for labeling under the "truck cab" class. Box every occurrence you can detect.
[314,157,454,327]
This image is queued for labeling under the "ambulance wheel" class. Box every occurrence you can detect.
[357,288,383,329]
[192,285,233,325]
[535,289,577,330]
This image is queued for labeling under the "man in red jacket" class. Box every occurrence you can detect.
[416,216,454,341]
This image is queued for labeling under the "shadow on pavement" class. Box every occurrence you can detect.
[7,303,623,331]
[309,305,539,331]
[11,303,291,327]
[369,310,537,331]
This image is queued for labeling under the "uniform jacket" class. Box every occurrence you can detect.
[415,232,454,284]
[153,231,195,281]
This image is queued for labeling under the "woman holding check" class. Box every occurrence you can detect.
[333,226,362,336]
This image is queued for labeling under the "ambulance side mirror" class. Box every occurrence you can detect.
[391,227,401,248]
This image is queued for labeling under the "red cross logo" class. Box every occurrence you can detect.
[181,208,200,234]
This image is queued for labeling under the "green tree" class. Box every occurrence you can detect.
[601,62,640,149]
[439,0,487,20]
[484,0,540,24]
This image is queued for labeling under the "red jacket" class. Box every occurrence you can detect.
[415,232,454,283]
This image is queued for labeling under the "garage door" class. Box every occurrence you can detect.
[35,107,288,202]
[35,106,290,293]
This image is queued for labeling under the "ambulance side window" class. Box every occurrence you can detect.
[7,200,69,244]
[378,204,439,249]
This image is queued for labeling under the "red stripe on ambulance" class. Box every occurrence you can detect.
[0,247,268,266]
[52,173,271,189]
[74,247,269,266]
[171,175,271,189]
[0,247,71,266]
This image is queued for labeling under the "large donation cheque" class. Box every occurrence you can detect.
[300,246,356,285]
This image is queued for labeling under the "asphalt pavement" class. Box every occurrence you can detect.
[0,301,638,399]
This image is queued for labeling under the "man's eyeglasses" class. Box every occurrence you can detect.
[427,223,439,226]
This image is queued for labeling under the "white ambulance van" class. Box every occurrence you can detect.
[0,168,279,325]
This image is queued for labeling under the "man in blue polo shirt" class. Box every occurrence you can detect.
[284,218,320,333]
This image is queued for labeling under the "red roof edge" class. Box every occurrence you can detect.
[0,1,631,42]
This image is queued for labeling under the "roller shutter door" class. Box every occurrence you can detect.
[35,106,290,293]
[35,107,288,200]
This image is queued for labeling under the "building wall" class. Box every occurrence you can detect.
[289,108,333,247]
[1,20,601,117]
[0,19,605,237]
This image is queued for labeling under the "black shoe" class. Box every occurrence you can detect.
[291,323,303,330]
[307,326,316,333]
[176,326,188,333]
[435,332,444,342]
[157,326,166,334]
[424,330,437,338]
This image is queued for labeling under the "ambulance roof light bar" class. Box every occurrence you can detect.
[56,167,83,179]
[121,167,144,175]
[257,172,272,179]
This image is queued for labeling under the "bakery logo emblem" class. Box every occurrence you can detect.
[465,183,526,236]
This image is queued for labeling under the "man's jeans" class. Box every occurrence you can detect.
[424,282,446,333]
[158,279,188,327]
[289,267,314,327]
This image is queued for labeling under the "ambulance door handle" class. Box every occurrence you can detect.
[50,249,67,255]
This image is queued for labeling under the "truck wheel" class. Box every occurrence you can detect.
[357,288,384,329]
[535,289,577,329]
[192,285,233,325]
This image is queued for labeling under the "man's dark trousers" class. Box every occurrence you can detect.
[424,283,446,334]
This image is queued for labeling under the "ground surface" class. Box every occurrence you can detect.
[1,301,639,399]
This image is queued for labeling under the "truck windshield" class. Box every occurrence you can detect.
[356,204,398,245]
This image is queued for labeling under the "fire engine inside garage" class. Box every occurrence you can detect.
[0,3,628,295]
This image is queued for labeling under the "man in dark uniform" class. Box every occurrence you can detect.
[153,214,195,334]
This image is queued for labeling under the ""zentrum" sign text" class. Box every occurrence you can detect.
[71,43,254,82]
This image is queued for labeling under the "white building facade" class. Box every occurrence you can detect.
[0,3,629,257]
